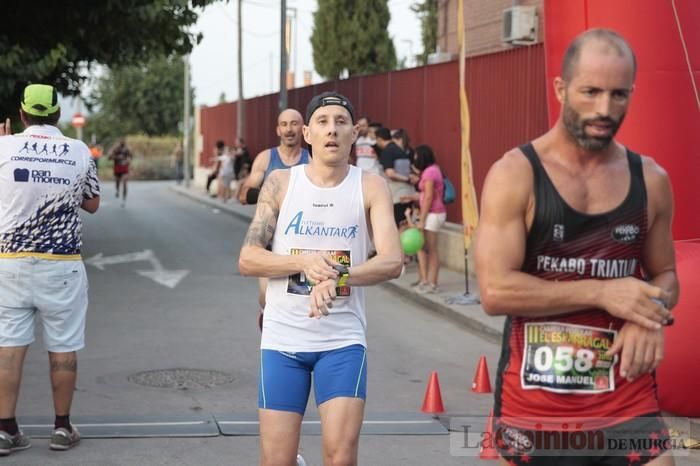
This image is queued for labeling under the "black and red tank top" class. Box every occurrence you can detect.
[494,143,659,430]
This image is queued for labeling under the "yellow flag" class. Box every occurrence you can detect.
[457,0,479,249]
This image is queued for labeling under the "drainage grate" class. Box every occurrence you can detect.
[128,369,234,389]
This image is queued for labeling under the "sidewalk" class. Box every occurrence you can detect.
[170,185,506,340]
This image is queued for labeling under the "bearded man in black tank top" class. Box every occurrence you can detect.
[475,29,678,466]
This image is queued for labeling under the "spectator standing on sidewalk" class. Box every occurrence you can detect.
[206,140,225,197]
[354,116,381,175]
[216,144,235,202]
[172,141,184,184]
[401,145,446,293]
[376,127,417,227]
[0,84,100,456]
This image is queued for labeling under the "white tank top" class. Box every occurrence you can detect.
[261,165,371,352]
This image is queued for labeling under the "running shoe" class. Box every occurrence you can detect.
[49,425,80,451]
[0,430,31,456]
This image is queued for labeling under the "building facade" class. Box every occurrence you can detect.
[436,0,544,58]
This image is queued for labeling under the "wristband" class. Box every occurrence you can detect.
[245,187,260,204]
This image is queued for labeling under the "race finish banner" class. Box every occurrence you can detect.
[521,322,617,394]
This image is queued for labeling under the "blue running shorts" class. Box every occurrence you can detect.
[259,344,367,415]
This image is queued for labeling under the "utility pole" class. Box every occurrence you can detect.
[287,7,298,88]
[183,54,191,188]
[236,0,245,139]
[279,0,287,111]
[75,98,83,141]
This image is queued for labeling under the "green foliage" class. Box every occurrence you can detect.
[86,55,191,143]
[311,0,397,80]
[411,0,438,65]
[0,0,213,120]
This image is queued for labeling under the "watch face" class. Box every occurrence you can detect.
[333,264,348,274]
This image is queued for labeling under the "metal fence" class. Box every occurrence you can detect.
[199,44,548,222]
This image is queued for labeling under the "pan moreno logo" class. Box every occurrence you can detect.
[13,168,29,182]
[284,211,358,239]
[13,168,70,185]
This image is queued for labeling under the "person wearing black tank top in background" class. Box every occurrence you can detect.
[475,29,678,466]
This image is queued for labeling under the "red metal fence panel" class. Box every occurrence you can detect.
[199,44,549,223]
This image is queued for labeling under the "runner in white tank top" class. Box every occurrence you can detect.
[261,163,370,351]
[239,92,402,466]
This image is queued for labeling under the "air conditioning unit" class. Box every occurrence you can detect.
[502,6,538,45]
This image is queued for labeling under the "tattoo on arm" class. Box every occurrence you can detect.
[50,359,77,373]
[243,175,281,247]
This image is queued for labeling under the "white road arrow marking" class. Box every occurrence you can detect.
[85,250,189,289]
[85,250,152,271]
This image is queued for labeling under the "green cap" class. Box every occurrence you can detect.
[21,84,59,117]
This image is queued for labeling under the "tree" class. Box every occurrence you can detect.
[411,0,438,66]
[311,0,396,80]
[0,0,213,120]
[85,55,192,143]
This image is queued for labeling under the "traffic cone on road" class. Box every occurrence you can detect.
[471,356,492,393]
[421,371,445,414]
[479,408,499,460]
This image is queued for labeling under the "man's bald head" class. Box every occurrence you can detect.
[561,28,637,82]
[276,108,303,148]
[277,108,303,126]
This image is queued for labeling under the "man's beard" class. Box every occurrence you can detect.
[282,133,298,147]
[562,101,625,152]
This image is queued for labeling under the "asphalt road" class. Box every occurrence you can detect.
[8,181,697,466]
[7,181,504,466]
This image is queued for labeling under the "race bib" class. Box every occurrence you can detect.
[287,248,351,297]
[521,322,617,394]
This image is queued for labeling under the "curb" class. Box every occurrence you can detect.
[382,280,502,342]
[171,185,254,224]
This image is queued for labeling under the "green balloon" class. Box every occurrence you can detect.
[400,227,424,255]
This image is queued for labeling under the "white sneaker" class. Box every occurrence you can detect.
[418,283,440,294]
[296,454,307,466]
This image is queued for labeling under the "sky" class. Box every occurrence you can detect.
[189,0,422,107]
[60,0,421,124]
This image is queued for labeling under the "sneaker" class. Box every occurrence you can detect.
[418,283,440,294]
[0,430,31,456]
[296,454,307,466]
[49,425,80,451]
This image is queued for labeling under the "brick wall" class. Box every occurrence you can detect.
[437,0,544,57]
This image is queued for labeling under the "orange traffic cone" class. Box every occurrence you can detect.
[472,355,492,393]
[479,408,499,460]
[421,371,445,414]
